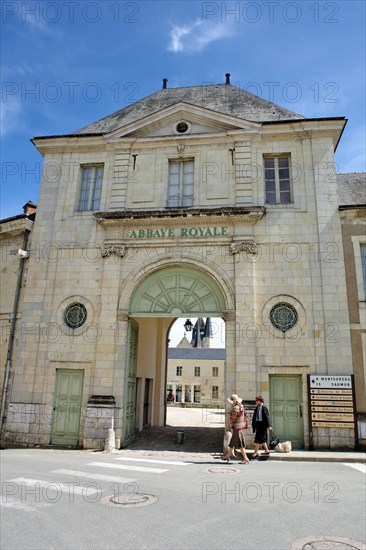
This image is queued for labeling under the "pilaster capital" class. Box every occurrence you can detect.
[229,240,257,255]
[223,309,236,322]
[101,244,126,258]
[116,311,129,323]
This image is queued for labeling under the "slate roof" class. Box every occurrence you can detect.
[168,348,225,360]
[72,83,305,135]
[337,173,366,206]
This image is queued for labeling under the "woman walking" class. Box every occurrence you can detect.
[251,395,272,458]
[222,394,249,464]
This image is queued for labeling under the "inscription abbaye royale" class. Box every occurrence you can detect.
[128,227,229,238]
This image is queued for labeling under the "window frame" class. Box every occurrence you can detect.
[194,366,200,377]
[176,366,183,376]
[167,158,194,208]
[77,164,104,212]
[264,154,292,205]
[212,367,218,377]
[352,237,366,303]
[212,385,219,399]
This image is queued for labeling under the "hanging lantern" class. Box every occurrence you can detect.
[184,319,193,332]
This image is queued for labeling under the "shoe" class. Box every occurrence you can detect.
[240,459,249,464]
[251,453,259,459]
[221,456,230,462]
[261,451,270,455]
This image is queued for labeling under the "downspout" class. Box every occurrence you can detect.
[0,229,30,445]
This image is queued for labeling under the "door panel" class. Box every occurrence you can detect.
[51,369,84,446]
[121,319,138,447]
[270,375,303,448]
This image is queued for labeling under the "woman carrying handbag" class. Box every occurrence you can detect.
[251,395,272,459]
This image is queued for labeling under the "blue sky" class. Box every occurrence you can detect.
[1,0,365,219]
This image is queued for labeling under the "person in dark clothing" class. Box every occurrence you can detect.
[251,395,272,458]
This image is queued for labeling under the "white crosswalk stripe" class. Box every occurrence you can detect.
[86,461,169,473]
[51,469,136,484]
[343,463,366,474]
[114,457,193,466]
[1,456,181,513]
[5,477,100,496]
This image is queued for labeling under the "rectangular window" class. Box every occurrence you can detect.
[176,366,182,376]
[194,367,200,377]
[212,386,219,399]
[77,165,104,211]
[212,367,218,377]
[167,160,194,207]
[194,385,201,403]
[264,156,292,204]
[361,244,366,298]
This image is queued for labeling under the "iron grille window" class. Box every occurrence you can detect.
[167,160,194,207]
[77,165,104,211]
[264,156,292,204]
[176,366,182,376]
[194,367,200,377]
[64,303,87,329]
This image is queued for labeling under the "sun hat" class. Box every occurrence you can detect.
[228,394,242,404]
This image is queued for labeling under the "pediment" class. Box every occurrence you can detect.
[106,102,260,141]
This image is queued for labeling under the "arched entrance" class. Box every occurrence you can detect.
[121,265,227,446]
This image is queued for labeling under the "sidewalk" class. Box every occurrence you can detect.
[117,406,366,463]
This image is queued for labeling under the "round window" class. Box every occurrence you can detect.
[270,303,298,332]
[64,303,87,329]
[175,122,189,134]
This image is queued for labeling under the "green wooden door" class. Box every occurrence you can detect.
[51,369,84,446]
[269,375,303,448]
[121,319,139,447]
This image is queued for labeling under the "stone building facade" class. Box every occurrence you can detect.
[338,173,366,449]
[0,77,362,450]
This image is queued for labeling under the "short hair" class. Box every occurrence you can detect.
[255,395,264,403]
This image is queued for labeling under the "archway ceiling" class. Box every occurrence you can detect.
[129,267,225,317]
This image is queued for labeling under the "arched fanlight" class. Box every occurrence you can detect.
[184,319,193,332]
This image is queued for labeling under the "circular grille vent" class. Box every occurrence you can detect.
[64,303,87,329]
[270,302,298,332]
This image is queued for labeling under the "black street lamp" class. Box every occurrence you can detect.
[183,319,193,332]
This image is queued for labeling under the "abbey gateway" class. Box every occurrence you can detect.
[1,76,365,450]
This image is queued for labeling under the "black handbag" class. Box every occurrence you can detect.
[269,431,280,449]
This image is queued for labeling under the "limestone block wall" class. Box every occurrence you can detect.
[83,405,118,449]
[4,403,52,447]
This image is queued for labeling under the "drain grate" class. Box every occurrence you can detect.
[290,537,366,550]
[102,493,158,508]
[205,467,240,474]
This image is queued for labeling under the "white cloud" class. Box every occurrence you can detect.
[168,20,233,53]
[0,96,23,136]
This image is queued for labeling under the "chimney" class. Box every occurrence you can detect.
[23,200,37,216]
[225,73,231,85]
[162,78,168,89]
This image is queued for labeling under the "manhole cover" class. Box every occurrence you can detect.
[102,493,158,508]
[205,467,240,474]
[291,537,366,550]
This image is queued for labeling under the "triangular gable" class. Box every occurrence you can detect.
[106,102,260,141]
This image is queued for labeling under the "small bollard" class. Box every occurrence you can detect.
[176,430,184,444]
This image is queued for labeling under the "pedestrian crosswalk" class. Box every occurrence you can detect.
[1,455,193,513]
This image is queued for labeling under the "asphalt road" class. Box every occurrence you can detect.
[1,448,365,550]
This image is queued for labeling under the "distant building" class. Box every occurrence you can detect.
[167,320,225,404]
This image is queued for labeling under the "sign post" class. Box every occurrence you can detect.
[307,375,356,450]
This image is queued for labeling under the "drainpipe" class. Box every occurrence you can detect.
[0,229,30,445]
